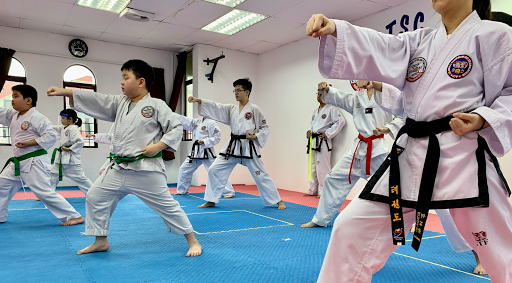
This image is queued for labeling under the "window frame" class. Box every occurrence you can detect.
[62,64,98,148]
[0,58,27,146]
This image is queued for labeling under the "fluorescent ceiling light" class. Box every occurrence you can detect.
[77,0,131,14]
[202,9,268,35]
[203,0,247,8]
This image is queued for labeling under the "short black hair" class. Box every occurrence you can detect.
[233,78,252,93]
[121,59,155,91]
[12,84,37,107]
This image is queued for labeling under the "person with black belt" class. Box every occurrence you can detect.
[188,78,286,210]
[307,1,512,281]
[305,85,345,198]
[301,81,402,228]
[174,114,235,198]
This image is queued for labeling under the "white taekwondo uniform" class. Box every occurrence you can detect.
[175,115,235,197]
[200,99,282,206]
[72,90,193,236]
[311,86,402,227]
[315,12,512,283]
[50,124,92,195]
[307,104,344,195]
[0,108,81,223]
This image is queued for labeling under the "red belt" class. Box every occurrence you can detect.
[349,133,384,184]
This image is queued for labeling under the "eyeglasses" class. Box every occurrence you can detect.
[233,89,246,93]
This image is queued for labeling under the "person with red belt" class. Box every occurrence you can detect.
[301,80,402,228]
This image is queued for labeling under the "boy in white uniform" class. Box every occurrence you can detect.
[175,114,235,198]
[306,1,512,281]
[0,85,84,226]
[305,88,344,197]
[47,59,201,257]
[188,78,286,210]
[302,81,402,228]
[50,109,93,195]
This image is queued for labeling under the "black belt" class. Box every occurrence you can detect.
[389,116,510,251]
[188,140,215,163]
[306,133,331,154]
[219,133,260,162]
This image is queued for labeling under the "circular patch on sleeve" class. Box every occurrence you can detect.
[65,130,69,136]
[21,121,29,131]
[447,55,472,79]
[262,119,266,124]
[321,114,327,119]
[406,57,427,82]
[244,112,253,120]
[350,80,363,91]
[201,126,206,131]
[141,106,154,118]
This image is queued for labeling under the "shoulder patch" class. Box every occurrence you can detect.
[21,121,29,131]
[350,80,363,91]
[141,106,154,118]
[447,55,472,79]
[406,57,427,82]
[244,112,253,120]
[261,119,266,124]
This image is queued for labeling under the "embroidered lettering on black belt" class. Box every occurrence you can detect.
[306,133,331,154]
[389,116,453,251]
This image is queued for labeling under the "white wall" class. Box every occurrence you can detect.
[192,44,259,186]
[0,26,184,186]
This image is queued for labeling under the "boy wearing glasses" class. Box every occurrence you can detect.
[188,78,286,209]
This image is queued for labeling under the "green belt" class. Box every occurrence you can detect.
[108,151,163,165]
[51,147,64,181]
[1,149,48,176]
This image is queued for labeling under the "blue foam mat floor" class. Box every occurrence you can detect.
[0,192,490,282]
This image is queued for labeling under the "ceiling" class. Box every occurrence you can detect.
[0,0,413,54]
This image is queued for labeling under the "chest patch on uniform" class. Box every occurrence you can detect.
[21,121,29,131]
[65,130,69,136]
[406,57,427,82]
[447,55,472,79]
[321,114,327,119]
[350,80,363,91]
[244,112,253,120]
[356,103,361,108]
[201,126,206,131]
[365,108,373,114]
[141,106,154,118]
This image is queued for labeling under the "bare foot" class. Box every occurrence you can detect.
[277,201,286,210]
[316,195,321,199]
[61,216,85,226]
[77,238,110,255]
[198,202,215,208]
[224,195,235,198]
[303,193,315,196]
[184,233,202,257]
[472,250,487,275]
[301,221,321,228]
[34,199,41,201]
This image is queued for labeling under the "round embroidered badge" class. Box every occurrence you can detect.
[65,130,69,136]
[350,80,363,91]
[141,106,154,118]
[321,114,327,119]
[447,55,472,79]
[244,112,253,120]
[262,119,266,124]
[21,121,29,131]
[406,57,427,82]
[201,126,206,131]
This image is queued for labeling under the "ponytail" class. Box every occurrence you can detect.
[473,0,492,20]
[60,109,82,127]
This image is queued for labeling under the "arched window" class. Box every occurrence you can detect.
[63,64,97,148]
[0,58,26,145]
